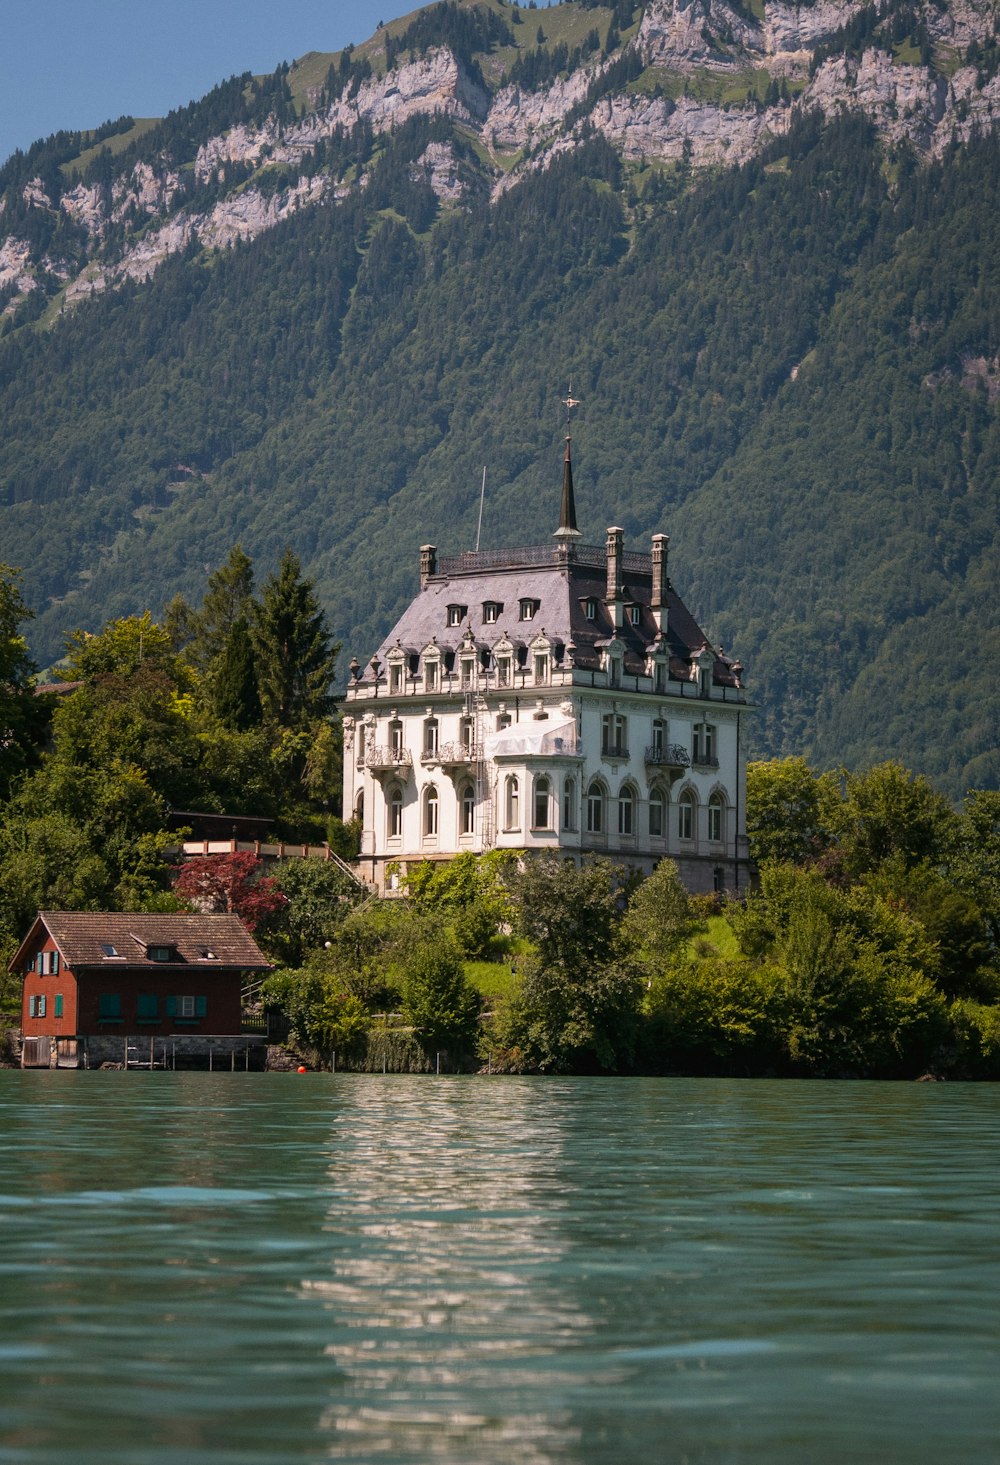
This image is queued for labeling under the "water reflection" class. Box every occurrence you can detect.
[304,1079,595,1460]
[1,1074,999,1464]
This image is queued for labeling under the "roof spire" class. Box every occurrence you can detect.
[554,388,582,541]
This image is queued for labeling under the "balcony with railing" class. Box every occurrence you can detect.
[645,743,691,769]
[437,741,481,767]
[366,746,413,774]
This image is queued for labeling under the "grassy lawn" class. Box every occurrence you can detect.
[464,959,519,1003]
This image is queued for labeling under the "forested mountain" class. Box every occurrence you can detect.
[1,0,999,799]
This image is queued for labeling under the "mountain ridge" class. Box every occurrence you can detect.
[1,0,998,800]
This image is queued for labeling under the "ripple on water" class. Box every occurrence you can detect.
[0,1073,998,1465]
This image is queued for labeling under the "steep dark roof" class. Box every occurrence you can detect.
[11,912,271,974]
[361,545,740,685]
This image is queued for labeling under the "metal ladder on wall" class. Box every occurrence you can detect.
[470,687,496,851]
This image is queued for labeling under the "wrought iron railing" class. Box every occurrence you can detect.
[644,743,691,767]
[366,746,413,771]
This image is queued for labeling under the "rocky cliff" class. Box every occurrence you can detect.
[2,0,999,319]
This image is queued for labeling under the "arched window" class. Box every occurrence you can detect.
[586,780,604,834]
[504,775,520,832]
[424,785,439,839]
[562,776,576,831]
[388,786,403,839]
[708,793,724,843]
[533,776,552,830]
[460,782,476,836]
[618,785,635,837]
[354,789,364,824]
[649,787,666,839]
[678,790,696,842]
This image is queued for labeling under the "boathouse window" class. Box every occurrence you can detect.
[168,995,207,1020]
[137,994,159,1021]
[99,993,122,1022]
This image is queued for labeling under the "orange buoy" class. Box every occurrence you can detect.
[297,1065,307,1074]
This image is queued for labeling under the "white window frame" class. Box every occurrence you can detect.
[586,781,604,834]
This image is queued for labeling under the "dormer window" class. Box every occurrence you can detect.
[519,599,538,622]
[425,658,439,692]
[483,601,502,624]
[533,652,549,686]
[628,604,642,626]
[447,604,467,628]
[389,662,403,694]
[460,656,475,690]
[148,945,174,963]
[585,598,598,621]
[496,654,512,688]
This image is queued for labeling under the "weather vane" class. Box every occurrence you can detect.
[562,386,581,433]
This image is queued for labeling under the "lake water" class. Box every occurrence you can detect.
[1,1074,998,1465]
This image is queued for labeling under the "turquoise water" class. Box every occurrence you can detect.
[1,1073,998,1464]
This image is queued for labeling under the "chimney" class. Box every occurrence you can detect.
[420,544,437,588]
[651,533,669,633]
[606,526,624,629]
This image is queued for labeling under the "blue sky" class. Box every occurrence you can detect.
[0,1,419,167]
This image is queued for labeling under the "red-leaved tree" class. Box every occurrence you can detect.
[172,851,287,932]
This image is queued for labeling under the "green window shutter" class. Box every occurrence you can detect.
[137,993,158,1020]
[98,993,121,1020]
[29,996,37,1018]
[195,996,207,1018]
[54,994,64,1018]
[52,951,60,974]
[165,995,177,1017]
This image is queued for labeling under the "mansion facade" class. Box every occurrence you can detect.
[343,441,752,893]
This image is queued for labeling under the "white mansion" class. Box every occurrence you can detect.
[343,440,752,893]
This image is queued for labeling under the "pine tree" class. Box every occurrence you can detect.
[252,549,338,729]
[191,544,255,676]
[214,617,262,732]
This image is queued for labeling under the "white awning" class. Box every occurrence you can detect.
[483,718,579,759]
